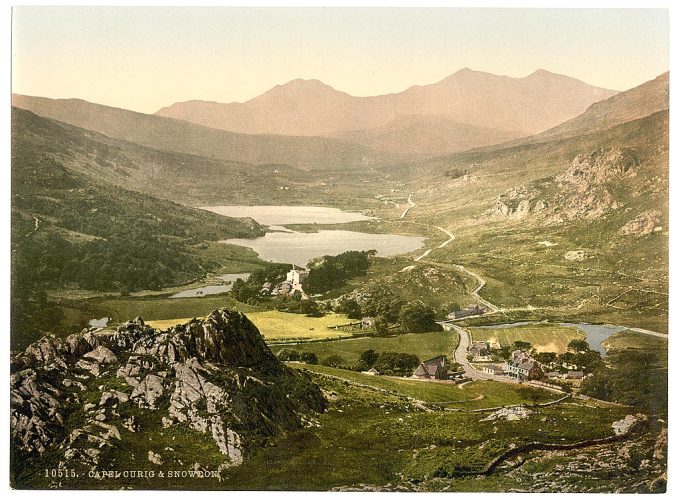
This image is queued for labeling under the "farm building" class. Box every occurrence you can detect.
[362,368,380,376]
[446,304,486,320]
[413,355,448,380]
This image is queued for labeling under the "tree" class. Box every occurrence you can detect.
[374,352,420,376]
[512,340,532,351]
[534,352,557,365]
[398,301,441,333]
[567,339,591,353]
[337,299,362,319]
[359,349,379,367]
[321,355,345,368]
[298,351,319,364]
[276,348,300,361]
[373,316,390,336]
[300,300,322,317]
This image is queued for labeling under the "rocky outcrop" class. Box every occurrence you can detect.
[618,210,662,237]
[494,147,642,224]
[557,147,638,185]
[11,309,326,484]
[495,186,547,218]
[549,147,638,222]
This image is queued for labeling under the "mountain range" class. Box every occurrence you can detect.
[156,68,616,142]
[14,68,618,160]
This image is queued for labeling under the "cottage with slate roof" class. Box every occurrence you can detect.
[413,355,448,380]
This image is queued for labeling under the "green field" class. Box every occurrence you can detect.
[246,311,360,341]
[603,331,668,363]
[470,324,586,353]
[90,294,264,324]
[275,330,459,366]
[295,363,558,410]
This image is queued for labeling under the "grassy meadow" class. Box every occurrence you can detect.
[470,324,586,353]
[274,330,459,366]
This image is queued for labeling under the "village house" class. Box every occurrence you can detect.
[262,266,310,299]
[286,266,308,289]
[413,355,448,380]
[481,364,505,376]
[563,370,585,380]
[506,350,544,380]
[361,317,375,330]
[470,340,492,362]
[361,368,380,376]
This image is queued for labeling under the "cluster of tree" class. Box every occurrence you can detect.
[398,301,442,333]
[335,291,440,335]
[581,348,667,415]
[275,349,319,364]
[531,339,603,374]
[270,295,323,317]
[310,349,420,376]
[304,250,376,294]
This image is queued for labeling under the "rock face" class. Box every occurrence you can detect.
[495,147,640,223]
[10,309,326,485]
[618,210,662,237]
[495,186,547,218]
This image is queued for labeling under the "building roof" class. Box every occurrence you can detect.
[414,356,446,377]
[518,360,539,371]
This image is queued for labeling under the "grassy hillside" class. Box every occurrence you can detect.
[11,111,269,349]
[12,94,402,169]
[11,107,390,208]
[391,110,668,332]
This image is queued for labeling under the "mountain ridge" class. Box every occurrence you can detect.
[155,68,617,138]
[11,94,399,168]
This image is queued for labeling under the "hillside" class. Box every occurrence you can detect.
[519,72,669,144]
[156,69,616,143]
[336,115,524,156]
[396,104,668,332]
[11,109,269,348]
[11,94,399,169]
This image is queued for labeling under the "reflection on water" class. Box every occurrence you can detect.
[205,205,425,267]
[221,230,425,267]
[171,273,251,299]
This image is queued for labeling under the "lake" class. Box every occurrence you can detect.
[171,273,251,299]
[203,205,425,266]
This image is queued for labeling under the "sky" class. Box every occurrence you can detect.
[11,7,669,114]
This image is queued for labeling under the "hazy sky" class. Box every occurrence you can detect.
[11,7,669,114]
